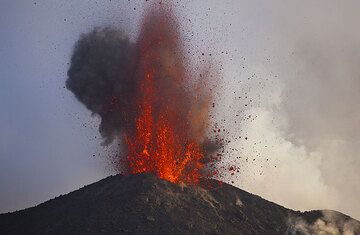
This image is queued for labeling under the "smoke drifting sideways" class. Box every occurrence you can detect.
[66,29,138,146]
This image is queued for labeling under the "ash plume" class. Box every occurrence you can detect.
[66,28,138,145]
[66,9,217,183]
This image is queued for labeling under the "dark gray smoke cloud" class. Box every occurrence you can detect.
[66,28,138,145]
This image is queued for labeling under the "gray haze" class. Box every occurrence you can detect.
[281,43,360,218]
[216,1,360,220]
[275,1,360,220]
[0,0,359,220]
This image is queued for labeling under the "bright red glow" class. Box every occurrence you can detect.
[124,10,207,184]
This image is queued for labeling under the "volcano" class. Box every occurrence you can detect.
[1,174,359,234]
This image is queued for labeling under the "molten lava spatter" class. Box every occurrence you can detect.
[66,6,215,185]
[125,10,207,184]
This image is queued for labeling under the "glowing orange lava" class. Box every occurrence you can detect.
[125,10,207,184]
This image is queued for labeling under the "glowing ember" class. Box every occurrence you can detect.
[66,6,216,185]
[125,10,207,184]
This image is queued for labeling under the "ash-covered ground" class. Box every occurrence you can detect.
[1,174,359,234]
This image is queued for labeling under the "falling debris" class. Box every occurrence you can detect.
[66,7,217,184]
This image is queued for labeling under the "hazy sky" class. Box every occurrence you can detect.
[1,0,359,220]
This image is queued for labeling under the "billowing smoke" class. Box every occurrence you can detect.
[66,28,138,145]
[287,210,360,234]
[269,1,360,220]
[224,0,360,220]
[66,8,217,183]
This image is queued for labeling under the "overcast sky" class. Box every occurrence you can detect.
[1,0,359,220]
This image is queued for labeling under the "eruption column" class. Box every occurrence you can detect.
[66,8,213,185]
[125,10,205,184]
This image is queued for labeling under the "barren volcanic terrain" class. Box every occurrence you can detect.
[1,174,359,234]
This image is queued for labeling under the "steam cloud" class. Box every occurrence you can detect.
[287,210,360,234]
[66,28,138,145]
[232,0,360,220]
[274,1,360,220]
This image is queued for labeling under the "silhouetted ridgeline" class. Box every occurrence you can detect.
[1,174,359,234]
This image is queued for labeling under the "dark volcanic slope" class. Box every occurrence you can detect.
[1,174,359,234]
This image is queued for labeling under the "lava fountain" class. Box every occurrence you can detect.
[125,10,209,184]
[66,7,214,185]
